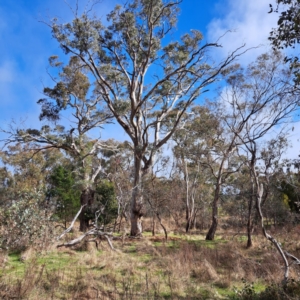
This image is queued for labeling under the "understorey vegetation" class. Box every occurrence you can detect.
[1,0,300,298]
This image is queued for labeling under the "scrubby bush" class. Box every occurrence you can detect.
[0,189,55,251]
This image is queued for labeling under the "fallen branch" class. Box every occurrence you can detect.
[285,251,300,265]
[57,204,86,240]
[57,228,115,251]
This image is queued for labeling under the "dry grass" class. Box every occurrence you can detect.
[1,223,300,299]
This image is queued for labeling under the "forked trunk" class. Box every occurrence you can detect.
[186,209,195,233]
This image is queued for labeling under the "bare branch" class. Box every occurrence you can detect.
[57,205,87,240]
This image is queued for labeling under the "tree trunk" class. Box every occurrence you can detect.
[156,212,168,240]
[206,183,220,240]
[246,187,254,248]
[247,159,256,247]
[130,212,143,236]
[186,209,195,233]
[246,203,253,248]
[130,155,144,236]
[152,217,156,236]
[183,158,194,233]
[79,188,95,232]
[186,208,191,233]
[192,209,198,229]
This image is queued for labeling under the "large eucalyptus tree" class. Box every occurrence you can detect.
[45,0,248,236]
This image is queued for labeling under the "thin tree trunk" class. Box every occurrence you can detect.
[246,197,254,248]
[152,216,156,236]
[192,208,198,229]
[206,153,227,241]
[156,212,168,240]
[183,158,196,233]
[206,182,221,240]
[183,159,191,233]
[246,181,255,248]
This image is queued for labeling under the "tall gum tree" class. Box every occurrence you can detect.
[39,0,246,236]
[171,106,220,233]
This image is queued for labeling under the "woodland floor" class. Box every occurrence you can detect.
[1,223,300,299]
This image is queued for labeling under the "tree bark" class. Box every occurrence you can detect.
[246,201,253,248]
[152,217,156,236]
[79,188,95,232]
[130,155,144,236]
[206,182,221,240]
[246,182,255,248]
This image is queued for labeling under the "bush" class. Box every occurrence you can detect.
[0,189,55,251]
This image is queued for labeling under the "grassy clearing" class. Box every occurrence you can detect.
[0,227,300,299]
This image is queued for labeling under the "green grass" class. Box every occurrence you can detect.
[6,252,25,277]
[37,252,77,270]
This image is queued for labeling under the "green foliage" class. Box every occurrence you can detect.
[269,0,300,82]
[269,0,300,50]
[48,165,81,225]
[80,180,118,227]
[280,180,300,213]
[95,180,118,226]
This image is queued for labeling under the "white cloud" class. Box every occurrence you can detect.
[207,0,278,65]
[0,61,15,83]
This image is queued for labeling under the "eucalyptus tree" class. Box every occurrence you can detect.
[3,55,113,232]
[201,104,244,240]
[224,51,300,246]
[241,134,300,281]
[0,143,64,195]
[269,0,300,81]
[240,136,288,248]
[171,105,219,232]
[44,0,246,236]
[259,138,290,225]
[205,51,300,240]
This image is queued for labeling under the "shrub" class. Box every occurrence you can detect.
[0,189,55,251]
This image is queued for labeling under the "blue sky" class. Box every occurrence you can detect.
[2,0,296,156]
